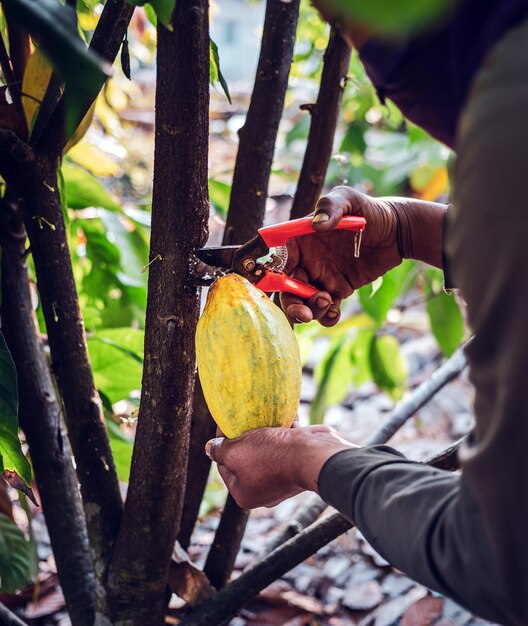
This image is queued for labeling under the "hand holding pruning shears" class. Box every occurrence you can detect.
[196,187,403,326]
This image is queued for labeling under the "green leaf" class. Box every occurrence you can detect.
[0,333,31,486]
[369,334,407,401]
[285,115,310,148]
[425,269,463,357]
[4,0,111,136]
[209,38,232,104]
[319,0,453,35]
[106,419,133,482]
[349,329,375,387]
[0,513,33,593]
[340,123,367,155]
[87,328,144,403]
[62,163,122,212]
[358,260,415,325]
[127,0,175,29]
[208,179,231,219]
[310,337,354,424]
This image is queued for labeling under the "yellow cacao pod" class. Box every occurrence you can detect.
[195,274,302,438]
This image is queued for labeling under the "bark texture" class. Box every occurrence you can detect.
[290,29,350,219]
[107,2,210,622]
[19,154,123,594]
[222,0,300,245]
[0,203,96,626]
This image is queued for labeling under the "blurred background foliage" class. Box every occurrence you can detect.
[9,0,465,511]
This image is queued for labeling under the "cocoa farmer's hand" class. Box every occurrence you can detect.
[205,425,357,509]
[281,187,401,326]
[281,186,447,326]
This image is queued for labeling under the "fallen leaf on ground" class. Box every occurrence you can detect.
[342,580,383,611]
[167,542,215,606]
[401,595,443,626]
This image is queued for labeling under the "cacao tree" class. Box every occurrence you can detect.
[0,0,465,624]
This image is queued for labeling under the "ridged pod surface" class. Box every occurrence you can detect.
[195,274,302,438]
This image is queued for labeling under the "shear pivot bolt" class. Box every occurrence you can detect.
[243,258,256,272]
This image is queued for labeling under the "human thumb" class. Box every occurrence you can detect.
[312,192,345,232]
[205,436,226,462]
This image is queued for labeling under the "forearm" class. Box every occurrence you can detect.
[317,446,510,624]
[383,198,447,269]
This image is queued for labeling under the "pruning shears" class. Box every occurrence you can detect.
[194,215,366,299]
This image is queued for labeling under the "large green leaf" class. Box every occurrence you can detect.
[62,163,122,212]
[310,336,354,424]
[209,38,231,104]
[4,0,111,136]
[358,260,415,325]
[87,328,144,404]
[127,0,175,29]
[0,513,33,593]
[0,333,31,486]
[425,269,464,357]
[319,0,454,35]
[369,334,408,401]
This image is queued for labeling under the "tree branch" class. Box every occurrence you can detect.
[200,0,302,589]
[36,0,134,156]
[0,200,96,626]
[179,440,464,625]
[107,2,210,622]
[290,28,351,219]
[222,0,300,245]
[0,601,29,626]
[0,40,26,137]
[203,495,249,589]
[261,342,469,553]
[13,153,122,611]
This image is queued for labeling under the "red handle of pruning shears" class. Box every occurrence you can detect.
[256,272,320,300]
[258,215,366,248]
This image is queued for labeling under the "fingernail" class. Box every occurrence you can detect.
[316,297,329,309]
[313,213,330,224]
[327,309,338,318]
[205,437,224,459]
[294,317,303,324]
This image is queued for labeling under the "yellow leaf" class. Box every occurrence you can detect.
[67,142,121,177]
[418,167,449,201]
[64,101,96,153]
[22,48,52,133]
[78,12,99,30]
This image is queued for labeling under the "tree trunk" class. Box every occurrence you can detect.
[222,0,300,245]
[290,29,351,219]
[107,1,210,622]
[0,201,96,626]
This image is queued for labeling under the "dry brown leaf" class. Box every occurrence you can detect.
[401,595,443,626]
[167,542,215,606]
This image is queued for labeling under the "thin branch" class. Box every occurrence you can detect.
[200,0,301,589]
[0,200,96,626]
[222,0,301,245]
[203,495,249,589]
[107,1,210,622]
[179,440,464,625]
[0,602,28,626]
[36,0,134,156]
[261,342,469,554]
[0,33,25,132]
[290,28,351,219]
